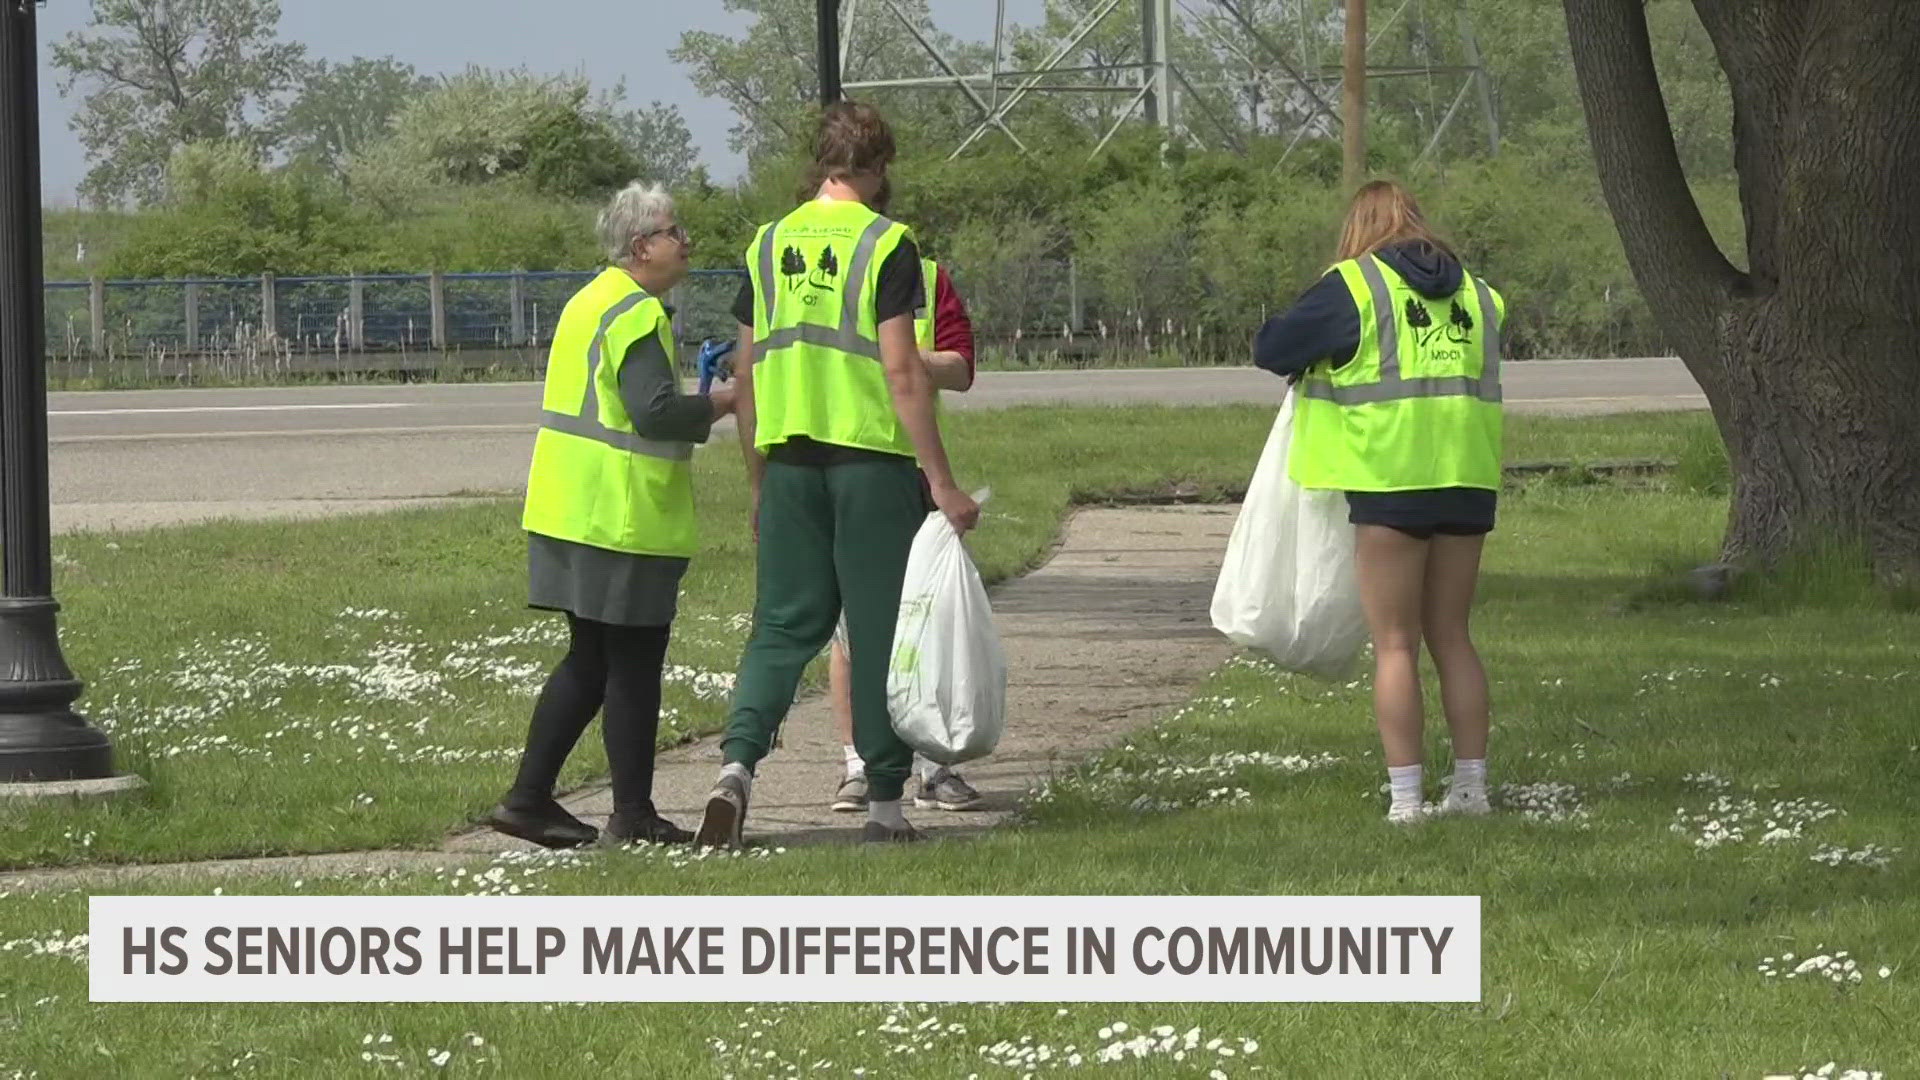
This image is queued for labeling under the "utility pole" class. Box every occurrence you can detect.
[1342,0,1367,192]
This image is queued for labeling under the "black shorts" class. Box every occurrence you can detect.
[1346,488,1496,540]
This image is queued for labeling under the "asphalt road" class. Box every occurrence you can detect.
[47,358,1703,534]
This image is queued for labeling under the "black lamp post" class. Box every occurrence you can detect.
[0,0,115,784]
[816,0,841,105]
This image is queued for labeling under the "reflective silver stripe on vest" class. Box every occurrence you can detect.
[1308,256,1503,407]
[838,215,895,334]
[580,290,651,424]
[756,321,882,362]
[1301,375,1497,406]
[756,225,777,327]
[540,409,692,461]
[1357,255,1402,380]
[1473,275,1501,393]
[540,288,691,462]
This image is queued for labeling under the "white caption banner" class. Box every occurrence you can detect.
[91,895,1480,1003]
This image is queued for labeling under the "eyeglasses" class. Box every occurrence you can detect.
[643,224,691,246]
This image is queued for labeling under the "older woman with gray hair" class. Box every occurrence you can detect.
[488,181,734,849]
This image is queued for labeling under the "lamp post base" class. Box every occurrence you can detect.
[0,773,144,803]
[0,596,114,782]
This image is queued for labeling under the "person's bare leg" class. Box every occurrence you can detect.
[827,639,868,811]
[1423,534,1491,813]
[1423,535,1489,758]
[830,639,854,750]
[1355,525,1430,820]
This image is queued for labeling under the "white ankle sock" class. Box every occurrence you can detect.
[721,761,753,798]
[1387,764,1424,810]
[1451,758,1487,796]
[843,744,863,777]
[915,755,945,783]
[868,798,907,829]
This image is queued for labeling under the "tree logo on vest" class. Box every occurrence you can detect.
[1402,297,1475,350]
[782,244,840,304]
[780,245,808,289]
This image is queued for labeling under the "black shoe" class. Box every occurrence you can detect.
[604,811,694,846]
[695,772,750,849]
[487,799,597,849]
[861,819,924,844]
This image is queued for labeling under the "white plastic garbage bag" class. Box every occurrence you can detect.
[1209,392,1368,678]
[887,489,1006,766]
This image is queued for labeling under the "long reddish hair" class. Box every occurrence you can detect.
[1335,179,1454,262]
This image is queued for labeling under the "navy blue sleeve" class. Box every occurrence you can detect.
[1253,272,1361,382]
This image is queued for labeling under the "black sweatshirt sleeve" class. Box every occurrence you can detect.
[731,280,753,328]
[874,239,923,325]
[1253,272,1362,382]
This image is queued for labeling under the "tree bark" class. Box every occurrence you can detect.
[1563,0,1920,581]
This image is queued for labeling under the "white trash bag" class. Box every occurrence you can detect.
[1209,392,1368,678]
[887,488,1007,766]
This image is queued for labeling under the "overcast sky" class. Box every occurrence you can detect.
[30,0,1051,206]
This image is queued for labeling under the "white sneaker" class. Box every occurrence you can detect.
[1439,789,1492,817]
[1386,804,1428,825]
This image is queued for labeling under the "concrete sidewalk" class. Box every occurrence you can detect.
[449,505,1236,851]
[2,505,1236,891]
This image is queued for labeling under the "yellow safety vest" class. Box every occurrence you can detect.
[915,257,937,350]
[521,267,697,557]
[1290,253,1506,492]
[744,199,917,458]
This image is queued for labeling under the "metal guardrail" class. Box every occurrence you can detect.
[44,269,751,364]
[41,259,1286,384]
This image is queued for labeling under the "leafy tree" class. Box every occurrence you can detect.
[609,103,700,188]
[278,56,433,175]
[1564,0,1920,578]
[105,142,362,276]
[52,0,307,207]
[344,68,697,207]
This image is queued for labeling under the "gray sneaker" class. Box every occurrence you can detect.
[861,819,924,844]
[695,772,749,849]
[915,769,982,811]
[832,773,869,813]
[1438,788,1492,817]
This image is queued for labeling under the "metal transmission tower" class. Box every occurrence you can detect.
[826,0,1192,160]
[814,0,1500,168]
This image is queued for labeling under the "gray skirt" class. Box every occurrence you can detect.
[527,532,689,628]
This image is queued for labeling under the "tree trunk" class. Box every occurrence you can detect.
[1563,0,1920,581]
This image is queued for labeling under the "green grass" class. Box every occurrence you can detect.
[1,440,1915,1076]
[5,406,1714,869]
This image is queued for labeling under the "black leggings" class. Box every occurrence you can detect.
[506,613,671,817]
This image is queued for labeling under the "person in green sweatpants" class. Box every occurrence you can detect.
[695,100,979,848]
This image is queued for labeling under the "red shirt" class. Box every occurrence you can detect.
[931,265,976,389]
